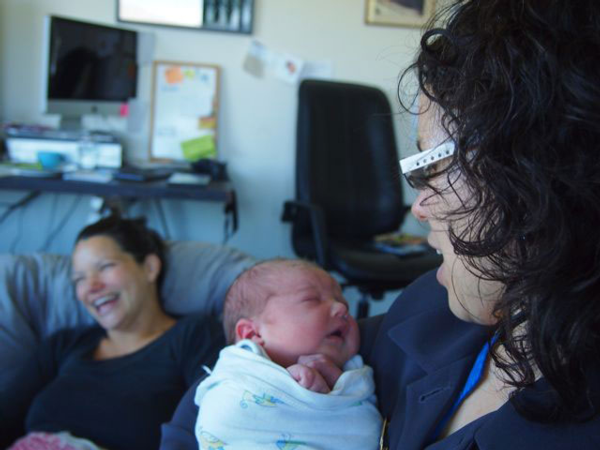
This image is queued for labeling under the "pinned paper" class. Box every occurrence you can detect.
[243,40,271,78]
[165,66,184,84]
[242,40,306,85]
[273,53,304,84]
[181,135,217,161]
[199,116,217,129]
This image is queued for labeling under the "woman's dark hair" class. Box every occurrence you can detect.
[400,0,600,421]
[75,214,168,294]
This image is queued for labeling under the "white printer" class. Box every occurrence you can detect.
[4,128,122,168]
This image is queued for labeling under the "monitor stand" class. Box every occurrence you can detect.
[59,115,84,132]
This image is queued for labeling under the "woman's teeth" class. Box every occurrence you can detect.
[93,295,117,309]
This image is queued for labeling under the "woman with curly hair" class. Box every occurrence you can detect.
[364,0,600,448]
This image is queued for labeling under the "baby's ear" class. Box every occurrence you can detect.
[235,318,264,345]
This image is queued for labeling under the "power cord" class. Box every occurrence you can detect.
[0,191,41,226]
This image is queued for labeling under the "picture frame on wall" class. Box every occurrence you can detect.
[117,0,254,34]
[365,0,436,28]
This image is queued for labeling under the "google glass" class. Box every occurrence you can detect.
[400,141,455,176]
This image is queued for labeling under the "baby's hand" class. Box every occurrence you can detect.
[297,354,343,389]
[287,364,331,393]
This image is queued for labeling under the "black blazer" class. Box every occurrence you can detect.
[161,270,600,450]
[362,270,600,450]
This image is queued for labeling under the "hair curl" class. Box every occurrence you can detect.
[400,0,600,422]
[75,213,167,298]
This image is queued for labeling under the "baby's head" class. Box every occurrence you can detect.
[223,259,360,369]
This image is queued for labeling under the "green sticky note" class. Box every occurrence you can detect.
[180,135,216,161]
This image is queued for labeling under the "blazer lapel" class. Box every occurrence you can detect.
[391,355,474,449]
[382,303,491,449]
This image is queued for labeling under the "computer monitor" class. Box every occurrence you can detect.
[41,15,138,129]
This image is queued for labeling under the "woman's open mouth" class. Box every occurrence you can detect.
[92,294,119,315]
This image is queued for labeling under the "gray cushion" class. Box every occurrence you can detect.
[0,241,255,382]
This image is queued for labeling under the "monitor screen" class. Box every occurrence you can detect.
[43,16,138,120]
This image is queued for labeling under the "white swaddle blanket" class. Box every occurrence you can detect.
[194,340,382,450]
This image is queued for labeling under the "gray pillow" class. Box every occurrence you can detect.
[0,241,255,383]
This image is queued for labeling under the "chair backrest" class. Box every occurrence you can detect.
[294,79,404,244]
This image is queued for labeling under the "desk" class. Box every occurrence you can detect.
[0,175,238,240]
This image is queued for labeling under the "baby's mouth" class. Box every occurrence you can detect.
[327,323,347,340]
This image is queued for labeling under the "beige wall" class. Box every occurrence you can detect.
[0,0,427,258]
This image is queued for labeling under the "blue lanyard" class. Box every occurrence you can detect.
[428,334,498,443]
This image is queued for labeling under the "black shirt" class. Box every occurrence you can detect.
[1,314,225,450]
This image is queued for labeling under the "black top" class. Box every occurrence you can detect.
[1,314,225,450]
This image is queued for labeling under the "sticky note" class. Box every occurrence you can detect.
[199,116,217,129]
[180,135,217,161]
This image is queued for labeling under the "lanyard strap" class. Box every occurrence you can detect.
[428,334,498,443]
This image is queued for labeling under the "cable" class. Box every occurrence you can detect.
[0,191,41,226]
[9,202,27,253]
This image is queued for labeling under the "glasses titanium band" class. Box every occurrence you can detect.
[399,142,455,175]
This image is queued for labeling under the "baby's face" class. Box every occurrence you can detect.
[255,266,359,368]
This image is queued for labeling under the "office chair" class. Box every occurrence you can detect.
[282,79,442,318]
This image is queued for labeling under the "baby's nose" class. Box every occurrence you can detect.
[331,300,348,317]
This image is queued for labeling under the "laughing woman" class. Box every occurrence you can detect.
[1,215,224,450]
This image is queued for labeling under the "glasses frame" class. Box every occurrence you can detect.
[399,141,455,175]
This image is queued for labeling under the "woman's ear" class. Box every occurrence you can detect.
[235,318,264,345]
[143,254,162,283]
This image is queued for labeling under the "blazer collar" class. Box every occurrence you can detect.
[387,299,491,374]
[380,299,492,449]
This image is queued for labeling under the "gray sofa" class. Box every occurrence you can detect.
[0,241,256,385]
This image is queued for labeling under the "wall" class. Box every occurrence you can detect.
[0,0,429,262]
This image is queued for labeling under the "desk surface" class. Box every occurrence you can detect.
[0,175,238,238]
[0,175,235,203]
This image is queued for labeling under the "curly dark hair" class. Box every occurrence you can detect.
[400,0,600,422]
[75,213,168,295]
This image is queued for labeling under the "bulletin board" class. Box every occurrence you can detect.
[149,61,220,161]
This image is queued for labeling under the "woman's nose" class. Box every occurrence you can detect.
[411,190,430,222]
[86,274,104,293]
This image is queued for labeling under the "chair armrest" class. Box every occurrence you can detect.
[281,200,329,268]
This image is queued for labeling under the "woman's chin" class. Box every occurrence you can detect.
[92,310,123,331]
[436,264,446,286]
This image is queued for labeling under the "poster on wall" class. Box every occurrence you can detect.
[118,0,204,28]
[149,61,220,161]
[118,0,254,34]
[365,0,436,28]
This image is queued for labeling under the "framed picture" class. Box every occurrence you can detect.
[117,0,254,34]
[365,0,436,28]
[149,61,220,162]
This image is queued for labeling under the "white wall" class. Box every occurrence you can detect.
[0,0,428,259]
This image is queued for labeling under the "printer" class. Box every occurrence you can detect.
[4,128,123,168]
